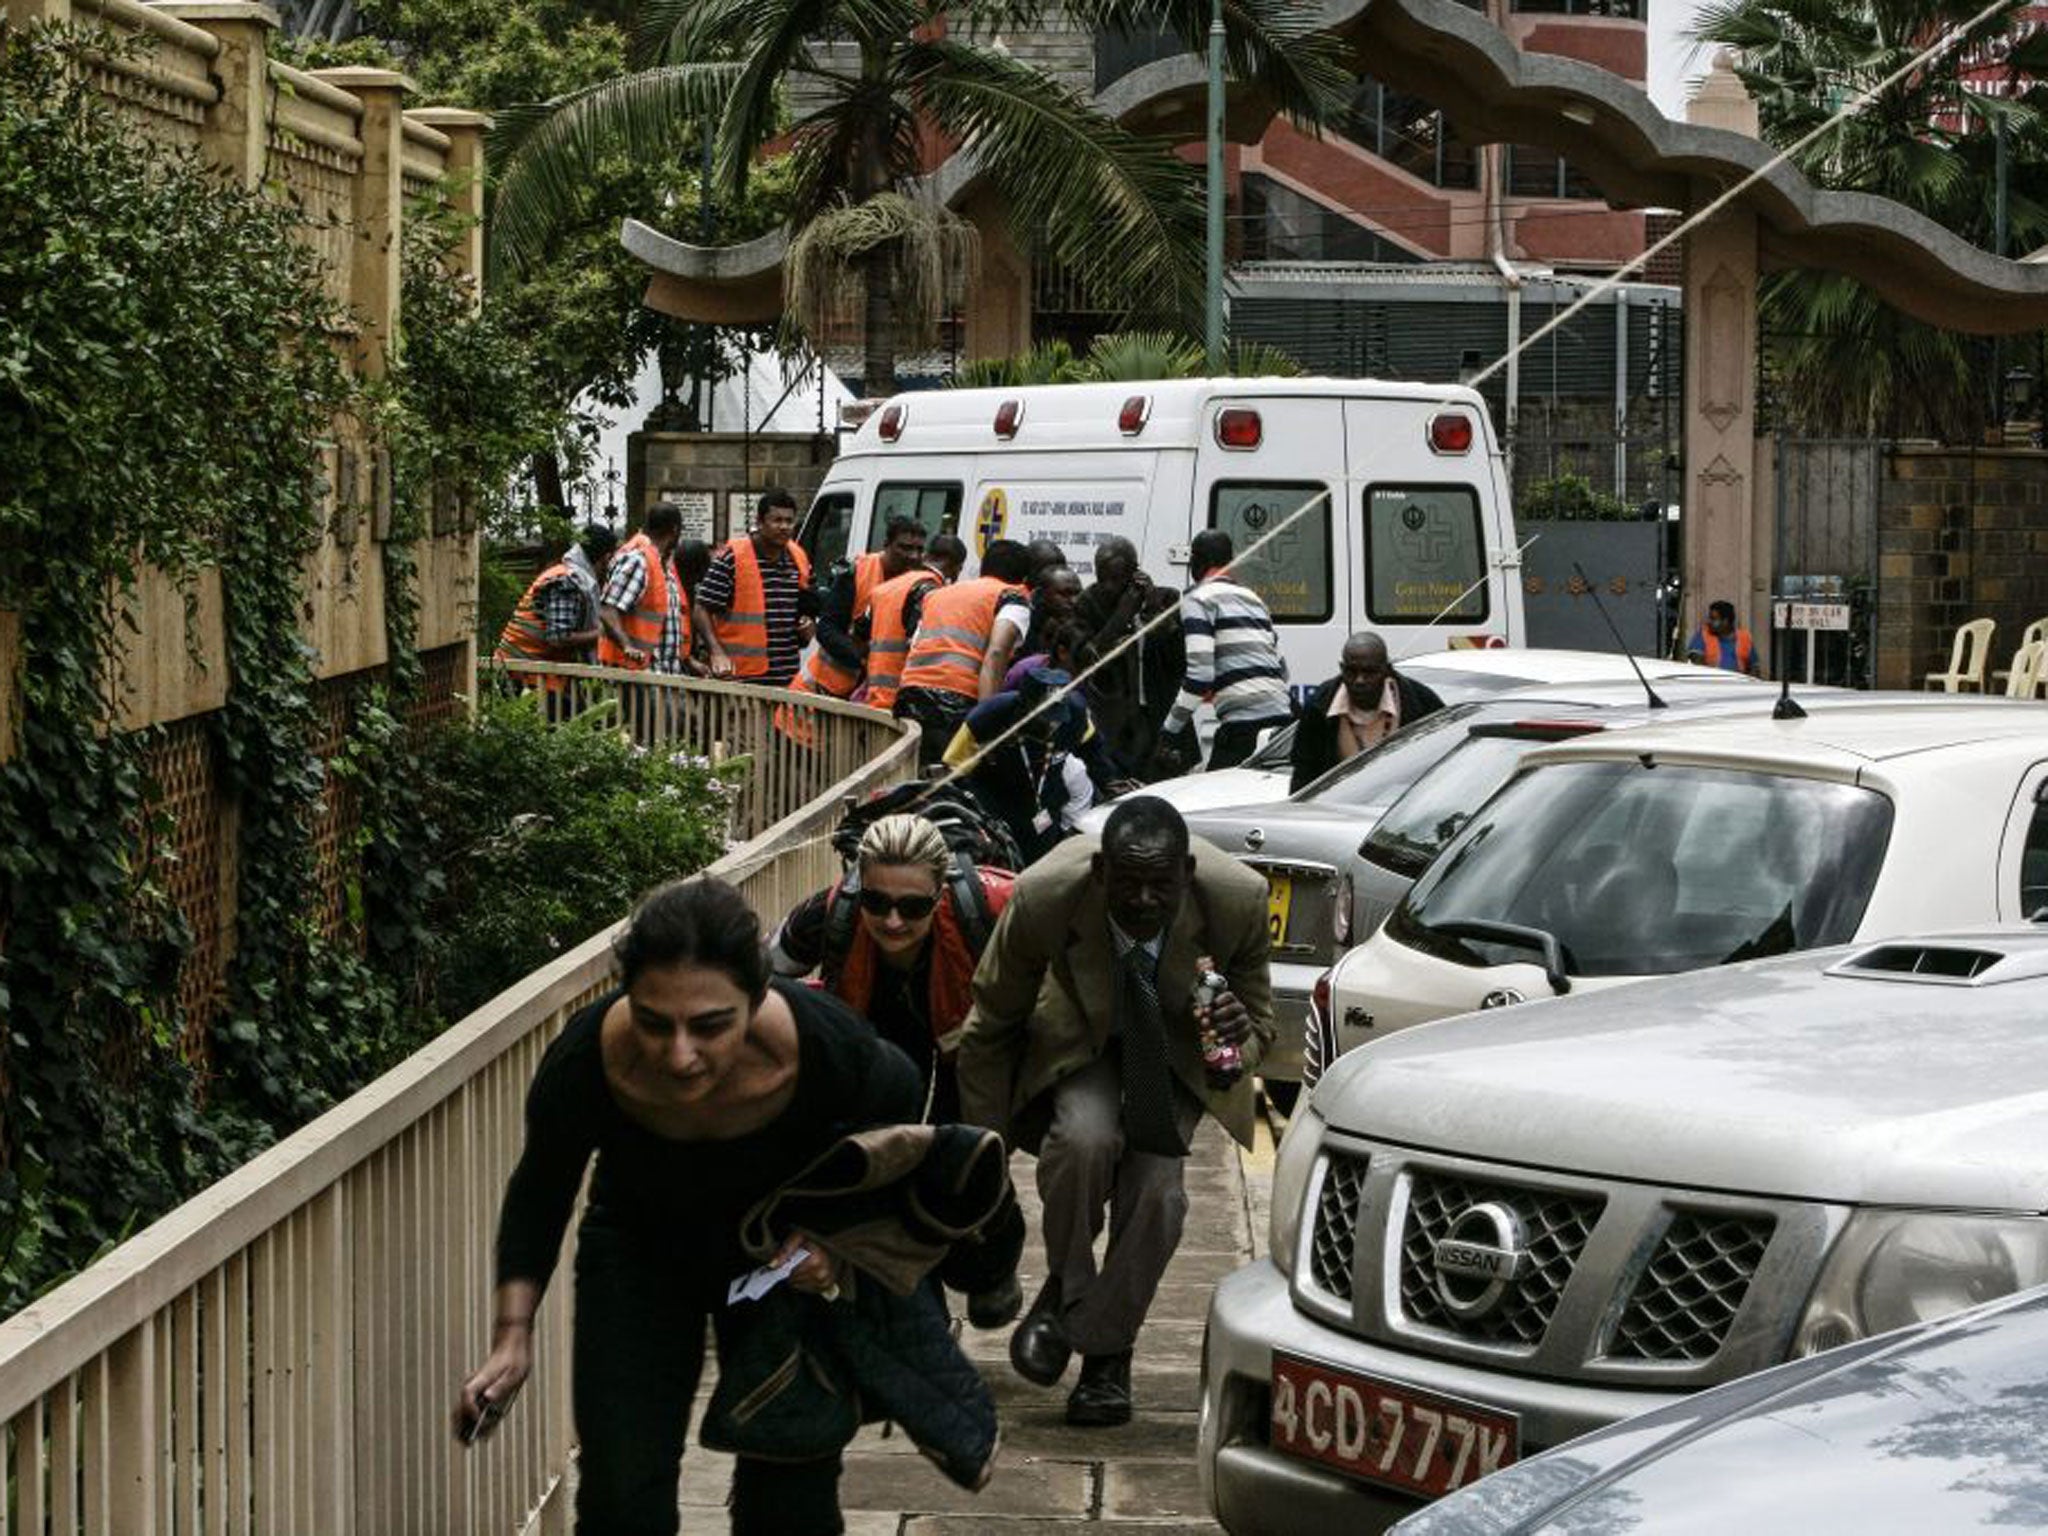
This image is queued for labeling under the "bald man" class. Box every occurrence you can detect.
[1288,632,1445,792]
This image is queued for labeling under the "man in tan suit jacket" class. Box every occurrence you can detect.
[957,797,1273,1426]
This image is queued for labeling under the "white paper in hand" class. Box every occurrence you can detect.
[726,1245,811,1305]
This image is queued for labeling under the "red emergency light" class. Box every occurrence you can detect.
[994,399,1024,439]
[1429,413,1474,454]
[1215,408,1262,450]
[1118,395,1151,435]
[879,403,906,442]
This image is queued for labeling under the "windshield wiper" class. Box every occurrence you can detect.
[1433,919,1573,995]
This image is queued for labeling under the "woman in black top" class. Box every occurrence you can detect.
[455,877,921,1535]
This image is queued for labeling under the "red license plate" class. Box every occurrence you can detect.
[1269,1353,1519,1498]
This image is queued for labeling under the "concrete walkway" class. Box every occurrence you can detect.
[677,1119,1261,1535]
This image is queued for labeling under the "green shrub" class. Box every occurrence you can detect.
[413,689,743,1018]
[1518,471,1636,521]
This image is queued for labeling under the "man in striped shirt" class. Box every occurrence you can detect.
[1160,530,1293,772]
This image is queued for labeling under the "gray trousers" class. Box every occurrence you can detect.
[1035,1052,1194,1356]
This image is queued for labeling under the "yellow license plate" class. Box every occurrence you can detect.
[1266,874,1293,948]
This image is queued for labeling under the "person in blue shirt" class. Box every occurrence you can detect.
[1686,599,1762,676]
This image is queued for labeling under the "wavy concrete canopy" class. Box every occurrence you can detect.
[626,0,2048,334]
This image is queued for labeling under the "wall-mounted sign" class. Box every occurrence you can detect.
[662,490,717,544]
[727,490,759,542]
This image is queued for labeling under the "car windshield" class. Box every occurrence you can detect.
[1358,731,1552,877]
[1394,761,1895,977]
[1245,722,1299,769]
[1291,703,1482,807]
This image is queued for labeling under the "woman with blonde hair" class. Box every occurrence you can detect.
[772,812,1025,1324]
[773,814,1010,1119]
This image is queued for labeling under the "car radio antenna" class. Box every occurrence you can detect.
[1572,561,1666,709]
[1772,603,1808,719]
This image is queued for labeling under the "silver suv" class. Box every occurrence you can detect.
[1200,929,2048,1533]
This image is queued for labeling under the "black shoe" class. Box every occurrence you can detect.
[1064,1350,1133,1427]
[967,1273,1023,1330]
[1008,1278,1071,1386]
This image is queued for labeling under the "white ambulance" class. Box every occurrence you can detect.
[797,378,1526,691]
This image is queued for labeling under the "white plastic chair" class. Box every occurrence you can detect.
[2007,640,2047,699]
[1993,617,2048,690]
[1925,618,1996,692]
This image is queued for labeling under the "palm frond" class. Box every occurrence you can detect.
[948,339,1084,387]
[485,64,741,280]
[631,0,751,67]
[785,192,980,347]
[1227,337,1303,378]
[1077,329,1204,380]
[903,37,1204,329]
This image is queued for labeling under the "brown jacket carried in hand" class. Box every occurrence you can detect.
[955,834,1275,1152]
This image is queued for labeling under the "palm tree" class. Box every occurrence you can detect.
[486,1,1349,395]
[1691,0,2048,437]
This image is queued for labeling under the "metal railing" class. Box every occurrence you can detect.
[0,672,918,1535]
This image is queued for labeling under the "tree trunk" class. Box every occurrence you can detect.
[863,247,897,398]
[532,449,566,518]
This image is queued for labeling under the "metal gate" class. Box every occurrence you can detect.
[1518,519,1666,655]
[1774,438,1881,687]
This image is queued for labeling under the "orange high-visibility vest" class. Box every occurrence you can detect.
[710,535,812,678]
[494,561,580,692]
[1699,628,1756,674]
[597,533,681,671]
[899,577,1026,700]
[863,566,945,713]
[788,552,886,701]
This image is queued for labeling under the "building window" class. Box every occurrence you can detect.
[1093,21,1185,92]
[1513,0,1644,15]
[1241,176,1425,265]
[1345,79,1479,191]
[1507,145,1602,200]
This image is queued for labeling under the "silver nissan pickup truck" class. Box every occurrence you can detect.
[1199,928,2048,1533]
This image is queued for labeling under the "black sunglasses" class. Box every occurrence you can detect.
[857,889,938,921]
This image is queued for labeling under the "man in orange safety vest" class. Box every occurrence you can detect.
[695,488,813,684]
[895,538,1035,770]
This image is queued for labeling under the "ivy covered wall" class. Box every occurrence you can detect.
[0,8,694,1312]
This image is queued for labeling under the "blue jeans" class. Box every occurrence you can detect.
[572,1218,844,1535]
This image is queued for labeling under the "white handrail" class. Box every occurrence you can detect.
[0,675,918,1534]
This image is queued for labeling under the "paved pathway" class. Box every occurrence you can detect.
[677,1117,1267,1535]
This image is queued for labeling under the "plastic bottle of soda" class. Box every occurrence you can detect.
[1193,955,1243,1088]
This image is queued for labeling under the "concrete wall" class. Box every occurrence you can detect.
[629,431,839,542]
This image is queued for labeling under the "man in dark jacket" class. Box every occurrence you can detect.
[1288,631,1445,792]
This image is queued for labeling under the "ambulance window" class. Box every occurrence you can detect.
[1363,485,1489,624]
[802,490,856,571]
[1208,482,1333,623]
[870,483,962,548]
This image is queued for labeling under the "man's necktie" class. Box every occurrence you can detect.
[1119,944,1186,1157]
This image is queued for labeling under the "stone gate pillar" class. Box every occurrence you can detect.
[1682,55,1768,665]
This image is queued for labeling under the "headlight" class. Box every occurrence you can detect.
[1793,1210,2048,1356]
[1268,1106,1325,1268]
[1332,873,1353,946]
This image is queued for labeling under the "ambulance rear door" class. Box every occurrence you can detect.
[1342,395,1520,657]
[1188,392,1349,692]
